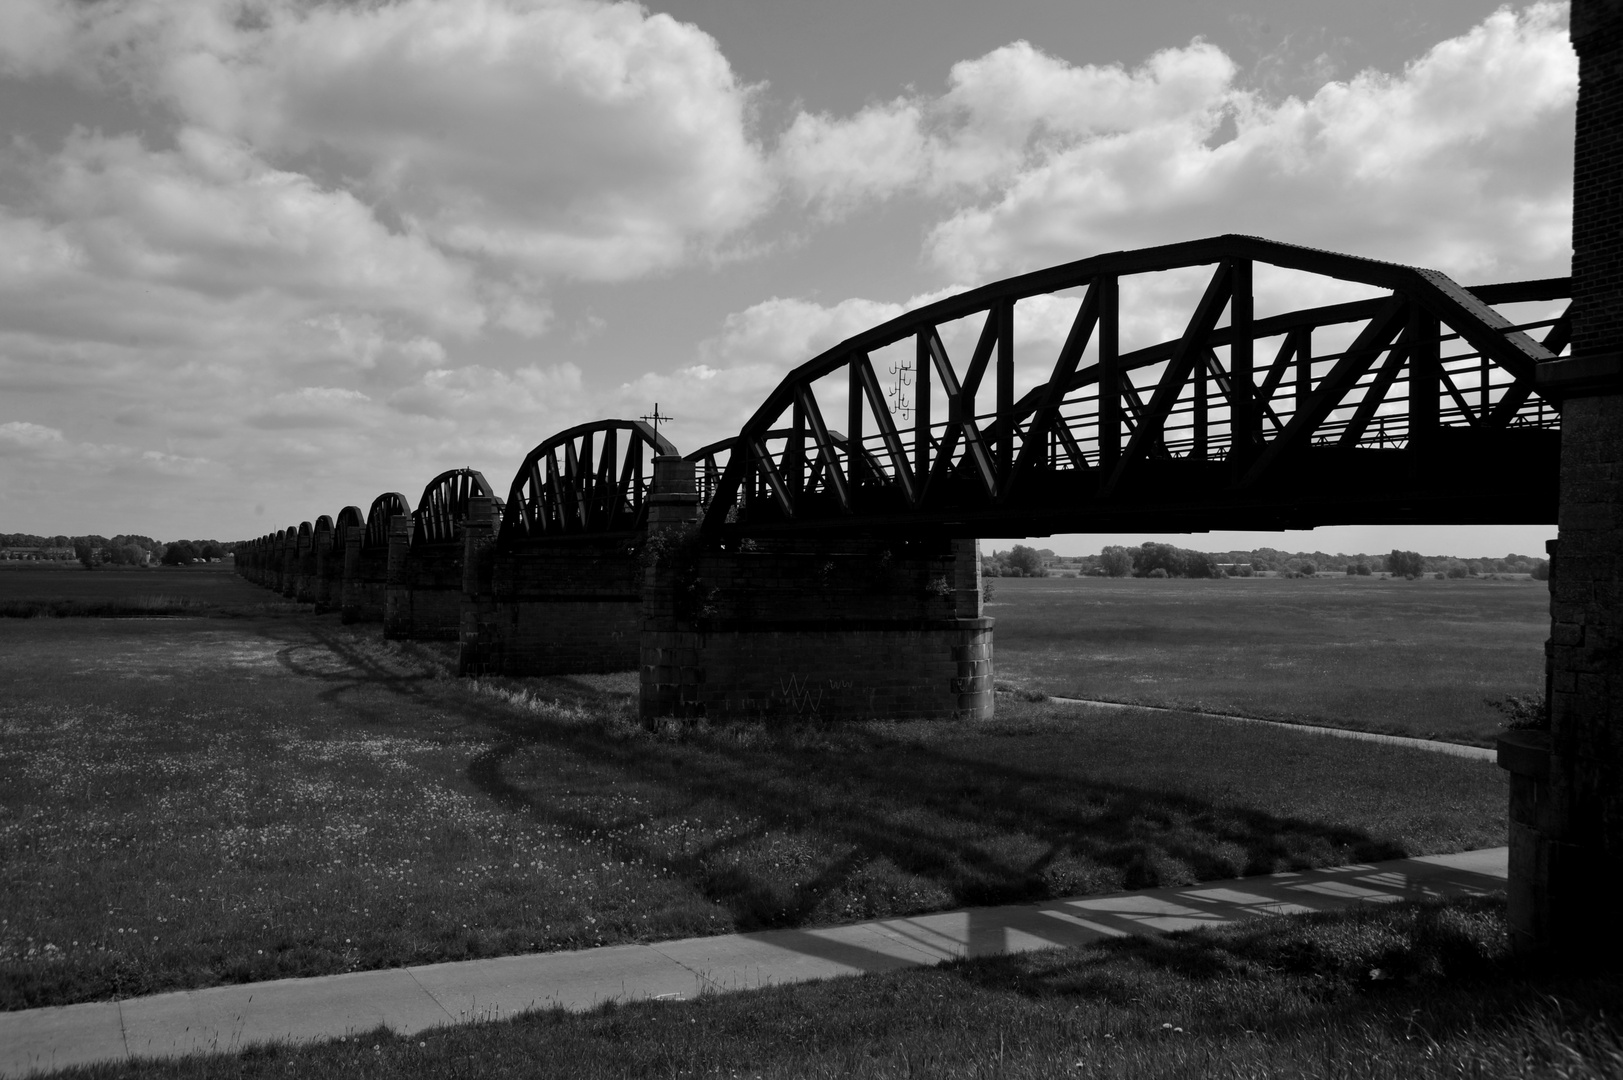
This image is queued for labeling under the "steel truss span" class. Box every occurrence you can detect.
[501,419,676,546]
[697,234,1568,539]
[364,492,411,551]
[414,470,499,546]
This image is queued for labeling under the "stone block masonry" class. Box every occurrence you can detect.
[462,548,643,676]
[385,518,466,642]
[457,498,645,676]
[639,455,994,723]
[1506,0,1623,967]
[641,618,993,723]
[341,530,387,625]
[312,519,339,613]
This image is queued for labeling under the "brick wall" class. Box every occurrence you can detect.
[461,536,644,674]
[641,532,994,723]
[387,540,465,641]
[1521,0,1623,963]
[1572,0,1623,357]
[342,546,388,624]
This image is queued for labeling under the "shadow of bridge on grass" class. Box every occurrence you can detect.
[287,627,1449,946]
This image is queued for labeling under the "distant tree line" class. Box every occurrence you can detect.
[982,544,1053,577]
[986,540,1551,581]
[0,533,232,567]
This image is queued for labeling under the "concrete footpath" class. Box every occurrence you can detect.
[1048,696,1498,761]
[0,848,1506,1078]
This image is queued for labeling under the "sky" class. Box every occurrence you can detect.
[0,0,1577,556]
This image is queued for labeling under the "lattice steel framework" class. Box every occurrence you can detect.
[414,469,499,546]
[698,235,1568,537]
[364,492,412,551]
[500,420,676,544]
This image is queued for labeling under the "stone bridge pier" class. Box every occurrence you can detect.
[457,501,644,677]
[639,457,993,724]
[1502,0,1623,966]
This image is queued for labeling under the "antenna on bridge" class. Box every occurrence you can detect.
[640,402,674,440]
[887,357,913,423]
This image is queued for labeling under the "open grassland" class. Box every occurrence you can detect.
[38,896,1623,1080]
[991,575,1548,746]
[0,580,1505,1010]
[0,565,293,619]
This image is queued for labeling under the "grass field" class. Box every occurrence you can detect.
[0,565,294,619]
[36,896,1623,1079]
[990,575,1547,746]
[0,567,1508,1010]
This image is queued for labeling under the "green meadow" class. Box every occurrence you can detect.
[7,563,1599,1080]
[1,566,1509,1010]
[990,574,1547,746]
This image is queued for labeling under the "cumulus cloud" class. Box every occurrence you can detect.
[18,0,774,281]
[779,4,1575,284]
[0,0,787,532]
[6,127,485,336]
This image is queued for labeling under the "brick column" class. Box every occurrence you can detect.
[339,526,364,624]
[383,515,414,640]
[312,519,334,613]
[457,496,500,675]
[1506,0,1623,965]
[295,525,317,604]
[950,537,994,721]
[640,455,703,722]
[279,530,297,597]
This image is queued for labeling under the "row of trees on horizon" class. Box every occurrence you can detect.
[0,533,235,567]
[985,542,1550,581]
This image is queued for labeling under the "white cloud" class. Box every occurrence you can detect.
[0,0,78,78]
[926,4,1576,281]
[777,5,1574,285]
[17,126,486,334]
[778,39,1238,213]
[31,0,775,281]
[0,420,67,451]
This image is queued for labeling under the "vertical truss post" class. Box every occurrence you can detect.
[848,354,865,486]
[915,330,932,488]
[1193,348,1209,460]
[1409,306,1440,452]
[600,431,619,529]
[996,300,1015,488]
[1230,260,1256,456]
[788,396,806,497]
[1099,276,1120,470]
[1295,329,1312,418]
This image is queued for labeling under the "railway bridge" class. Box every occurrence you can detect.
[239,1,1623,966]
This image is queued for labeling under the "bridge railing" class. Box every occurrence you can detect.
[501,420,675,544]
[697,235,1568,535]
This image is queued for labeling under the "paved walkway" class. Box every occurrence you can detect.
[1047,696,1498,761]
[0,848,1507,1078]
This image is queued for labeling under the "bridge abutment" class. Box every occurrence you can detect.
[1504,0,1623,965]
[339,526,376,623]
[312,519,336,612]
[640,459,993,723]
[383,515,415,639]
[460,536,643,676]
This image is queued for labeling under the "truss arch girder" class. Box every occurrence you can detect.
[414,469,499,546]
[500,419,677,544]
[364,492,412,551]
[703,234,1569,537]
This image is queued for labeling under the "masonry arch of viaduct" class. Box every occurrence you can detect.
[239,0,1623,968]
